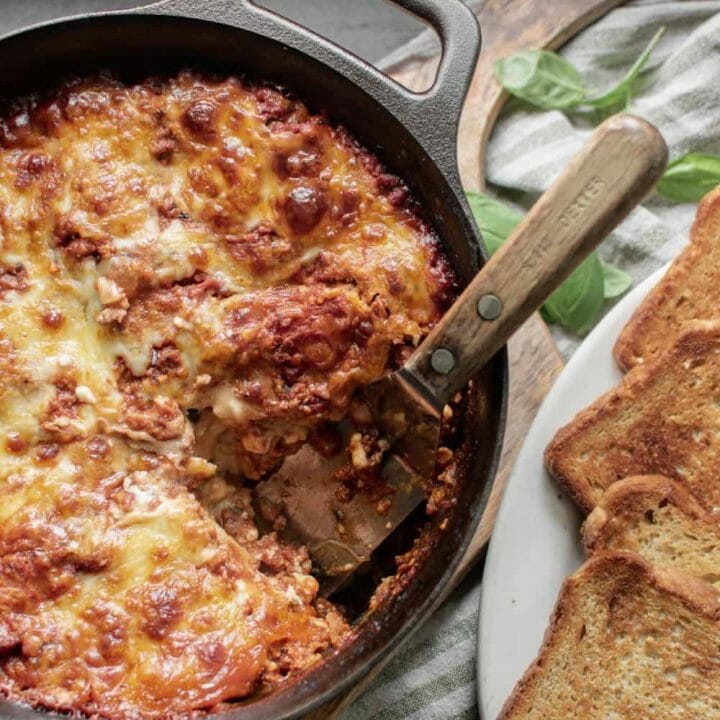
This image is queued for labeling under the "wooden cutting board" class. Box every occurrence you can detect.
[303,1,625,717]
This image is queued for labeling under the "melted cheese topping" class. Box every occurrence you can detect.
[0,72,454,718]
[0,442,338,717]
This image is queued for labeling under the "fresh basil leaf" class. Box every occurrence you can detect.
[495,27,664,114]
[494,50,588,110]
[585,27,665,109]
[466,190,522,254]
[466,191,605,334]
[541,253,605,335]
[600,260,633,299]
[656,152,720,203]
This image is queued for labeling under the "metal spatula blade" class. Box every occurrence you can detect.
[362,370,443,480]
[256,115,668,593]
[254,429,427,595]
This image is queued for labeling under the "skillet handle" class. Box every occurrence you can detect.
[145,0,479,196]
[401,114,668,407]
[382,0,481,187]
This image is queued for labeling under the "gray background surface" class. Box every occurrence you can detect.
[0,1,425,64]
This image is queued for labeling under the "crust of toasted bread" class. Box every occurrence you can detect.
[498,551,720,720]
[546,320,720,513]
[583,475,706,549]
[614,185,720,371]
[583,476,720,586]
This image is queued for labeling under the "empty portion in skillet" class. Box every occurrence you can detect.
[0,71,457,718]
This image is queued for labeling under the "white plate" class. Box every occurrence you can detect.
[477,265,668,719]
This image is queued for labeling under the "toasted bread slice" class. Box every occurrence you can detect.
[583,476,720,584]
[499,551,720,720]
[614,186,720,371]
[546,320,720,513]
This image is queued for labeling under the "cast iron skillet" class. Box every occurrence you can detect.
[0,1,507,718]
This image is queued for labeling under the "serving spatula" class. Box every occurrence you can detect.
[256,114,667,592]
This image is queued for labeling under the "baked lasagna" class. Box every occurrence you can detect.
[0,71,456,718]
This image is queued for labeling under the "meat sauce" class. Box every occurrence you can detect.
[0,71,456,718]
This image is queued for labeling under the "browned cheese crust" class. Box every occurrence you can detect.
[499,551,720,719]
[614,185,720,371]
[545,319,720,514]
[0,72,456,719]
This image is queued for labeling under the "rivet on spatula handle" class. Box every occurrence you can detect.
[429,295,505,375]
[477,293,502,320]
[430,348,455,374]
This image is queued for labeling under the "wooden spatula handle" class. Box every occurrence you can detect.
[405,113,667,406]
